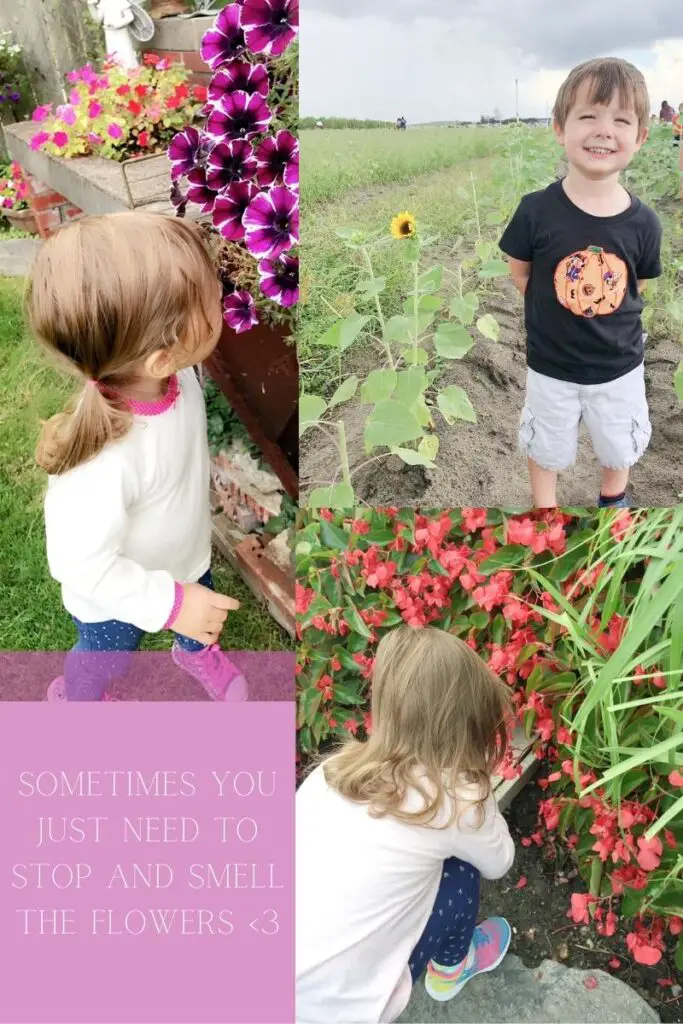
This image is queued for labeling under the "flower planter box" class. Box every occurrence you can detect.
[4,207,38,234]
[3,121,175,216]
[206,320,298,501]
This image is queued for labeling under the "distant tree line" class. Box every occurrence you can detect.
[299,117,394,129]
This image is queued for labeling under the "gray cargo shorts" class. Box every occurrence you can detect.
[519,362,651,471]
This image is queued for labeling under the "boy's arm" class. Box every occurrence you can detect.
[508,257,531,295]
[637,280,649,293]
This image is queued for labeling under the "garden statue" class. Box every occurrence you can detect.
[85,0,154,68]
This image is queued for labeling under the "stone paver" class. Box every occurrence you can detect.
[397,954,659,1024]
[0,237,42,276]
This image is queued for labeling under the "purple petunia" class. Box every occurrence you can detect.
[212,180,259,241]
[255,130,298,188]
[223,290,258,333]
[243,185,298,260]
[207,90,272,144]
[208,60,270,108]
[206,139,257,191]
[200,4,247,72]
[170,180,188,218]
[168,126,201,180]
[186,167,217,214]
[241,0,299,57]
[258,253,298,307]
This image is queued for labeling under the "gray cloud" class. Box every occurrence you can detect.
[303,0,679,68]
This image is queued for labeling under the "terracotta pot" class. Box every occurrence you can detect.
[205,320,298,500]
[4,206,38,234]
[149,0,190,18]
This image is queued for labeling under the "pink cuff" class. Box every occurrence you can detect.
[163,583,184,629]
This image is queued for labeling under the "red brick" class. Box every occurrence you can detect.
[59,202,84,222]
[179,50,211,74]
[189,71,212,88]
[30,190,68,213]
[35,207,62,238]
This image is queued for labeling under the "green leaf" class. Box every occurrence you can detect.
[464,292,480,310]
[434,323,474,359]
[401,237,420,262]
[478,545,529,574]
[417,265,444,293]
[319,519,351,550]
[470,612,490,630]
[436,385,477,424]
[365,399,424,449]
[676,934,683,973]
[403,294,442,318]
[675,361,683,402]
[300,394,327,436]
[449,297,475,325]
[476,314,500,342]
[308,483,354,509]
[394,367,427,407]
[360,368,397,404]
[329,375,358,408]
[317,313,371,352]
[383,315,413,344]
[356,277,386,297]
[402,347,429,365]
[390,446,436,468]
[484,211,505,225]
[479,258,510,278]
[344,601,373,638]
[335,226,361,239]
[418,435,439,461]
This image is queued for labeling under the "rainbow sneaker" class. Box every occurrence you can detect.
[425,916,511,1002]
[171,643,248,701]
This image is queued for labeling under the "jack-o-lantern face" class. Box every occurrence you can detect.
[553,246,627,318]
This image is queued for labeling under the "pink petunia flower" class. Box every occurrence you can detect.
[52,131,69,147]
[107,123,123,140]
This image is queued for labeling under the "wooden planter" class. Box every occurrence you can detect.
[206,320,298,500]
[4,207,38,234]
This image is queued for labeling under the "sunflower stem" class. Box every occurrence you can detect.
[336,420,352,491]
[412,243,420,364]
[362,246,393,368]
[470,171,481,242]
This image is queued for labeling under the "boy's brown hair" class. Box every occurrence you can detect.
[553,57,650,134]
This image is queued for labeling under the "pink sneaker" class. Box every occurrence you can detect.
[171,643,248,701]
[425,916,511,1002]
[46,676,67,701]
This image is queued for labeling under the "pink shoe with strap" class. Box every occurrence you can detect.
[425,916,511,1002]
[171,644,248,701]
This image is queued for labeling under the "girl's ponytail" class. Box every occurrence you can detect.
[36,382,132,475]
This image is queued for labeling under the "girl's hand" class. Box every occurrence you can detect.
[172,583,240,645]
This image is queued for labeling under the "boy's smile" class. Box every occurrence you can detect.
[554,79,647,181]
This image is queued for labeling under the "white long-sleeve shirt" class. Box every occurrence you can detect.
[296,762,515,1024]
[44,368,212,632]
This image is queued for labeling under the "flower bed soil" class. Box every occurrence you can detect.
[300,275,683,508]
[484,778,682,1024]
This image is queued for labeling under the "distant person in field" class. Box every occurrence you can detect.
[297,627,515,1023]
[659,100,675,122]
[673,103,683,143]
[396,115,407,130]
[499,57,662,509]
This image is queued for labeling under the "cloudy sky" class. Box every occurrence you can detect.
[300,0,682,122]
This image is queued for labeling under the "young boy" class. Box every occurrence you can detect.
[499,57,662,508]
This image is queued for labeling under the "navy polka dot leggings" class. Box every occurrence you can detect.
[408,856,480,980]
[62,569,213,701]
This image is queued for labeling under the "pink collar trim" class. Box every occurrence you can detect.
[121,374,180,416]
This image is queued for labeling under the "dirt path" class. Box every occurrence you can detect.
[301,276,683,509]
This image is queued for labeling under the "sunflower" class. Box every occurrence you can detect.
[390,211,417,239]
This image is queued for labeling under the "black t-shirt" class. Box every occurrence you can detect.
[499,179,662,384]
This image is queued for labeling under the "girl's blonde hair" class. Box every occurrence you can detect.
[27,212,219,475]
[323,625,512,828]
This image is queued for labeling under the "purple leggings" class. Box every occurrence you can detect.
[63,569,212,700]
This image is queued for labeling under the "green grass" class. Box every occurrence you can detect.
[300,126,500,205]
[0,278,292,651]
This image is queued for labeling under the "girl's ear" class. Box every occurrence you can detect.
[143,348,176,380]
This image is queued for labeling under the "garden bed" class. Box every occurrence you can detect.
[483,779,682,1024]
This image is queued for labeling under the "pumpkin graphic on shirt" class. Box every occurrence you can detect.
[553,246,627,318]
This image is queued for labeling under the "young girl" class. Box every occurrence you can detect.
[28,211,247,702]
[296,626,515,1023]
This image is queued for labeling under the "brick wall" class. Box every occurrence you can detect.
[144,47,211,90]
[27,175,84,239]
[144,13,213,90]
